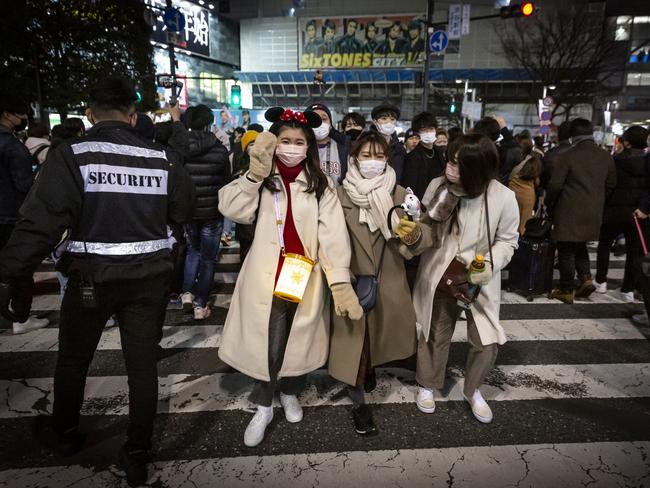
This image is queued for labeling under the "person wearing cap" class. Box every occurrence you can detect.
[370,103,406,181]
[306,102,351,186]
[404,128,420,154]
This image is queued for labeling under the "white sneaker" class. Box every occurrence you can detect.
[593,279,607,294]
[13,316,49,335]
[244,406,273,447]
[463,389,493,423]
[193,305,211,320]
[620,291,634,303]
[181,292,194,313]
[416,387,436,414]
[280,393,303,423]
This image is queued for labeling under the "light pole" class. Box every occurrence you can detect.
[421,0,434,112]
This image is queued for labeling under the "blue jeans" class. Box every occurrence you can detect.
[182,218,223,307]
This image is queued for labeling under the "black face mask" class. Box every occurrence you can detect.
[346,128,362,141]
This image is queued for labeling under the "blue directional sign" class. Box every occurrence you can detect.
[163,7,186,34]
[429,30,449,54]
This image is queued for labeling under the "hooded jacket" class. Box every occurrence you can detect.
[185,130,231,220]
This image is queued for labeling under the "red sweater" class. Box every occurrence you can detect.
[275,160,306,285]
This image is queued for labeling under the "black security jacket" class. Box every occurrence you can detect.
[0,121,195,282]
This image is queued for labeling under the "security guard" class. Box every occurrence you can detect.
[0,78,194,486]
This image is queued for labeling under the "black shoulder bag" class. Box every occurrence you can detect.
[353,241,388,313]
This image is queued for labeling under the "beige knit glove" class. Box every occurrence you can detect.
[248,132,277,182]
[331,282,364,321]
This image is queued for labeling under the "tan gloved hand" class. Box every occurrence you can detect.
[330,282,364,321]
[395,217,421,246]
[248,132,277,182]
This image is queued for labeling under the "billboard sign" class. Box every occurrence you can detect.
[299,15,428,69]
[148,0,210,56]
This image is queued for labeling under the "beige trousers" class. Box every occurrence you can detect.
[416,293,498,397]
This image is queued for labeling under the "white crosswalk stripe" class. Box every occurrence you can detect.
[1,243,648,487]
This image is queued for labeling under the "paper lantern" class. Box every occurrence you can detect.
[274,253,316,302]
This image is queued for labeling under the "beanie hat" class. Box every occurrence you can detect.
[305,103,332,123]
[241,130,259,152]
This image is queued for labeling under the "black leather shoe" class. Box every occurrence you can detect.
[119,446,150,487]
[352,404,378,436]
[35,415,86,457]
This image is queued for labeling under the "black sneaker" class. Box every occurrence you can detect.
[119,446,150,487]
[352,404,378,436]
[34,415,86,457]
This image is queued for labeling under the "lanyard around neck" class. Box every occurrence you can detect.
[272,188,287,257]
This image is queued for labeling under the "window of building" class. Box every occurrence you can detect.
[615,17,632,40]
[626,72,650,86]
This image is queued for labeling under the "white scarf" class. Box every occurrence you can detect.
[343,161,398,240]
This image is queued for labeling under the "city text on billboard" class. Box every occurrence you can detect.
[148,0,210,56]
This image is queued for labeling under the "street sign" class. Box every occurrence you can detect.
[462,4,471,36]
[540,125,551,135]
[163,7,186,33]
[429,31,449,54]
[542,95,554,107]
[448,4,462,40]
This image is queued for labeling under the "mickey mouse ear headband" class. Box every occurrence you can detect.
[264,107,322,129]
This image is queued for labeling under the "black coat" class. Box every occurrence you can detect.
[0,127,34,224]
[541,141,571,190]
[400,143,446,200]
[497,127,522,186]
[185,131,231,220]
[546,139,616,242]
[606,148,647,217]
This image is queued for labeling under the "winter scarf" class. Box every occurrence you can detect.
[343,162,398,240]
[425,178,468,245]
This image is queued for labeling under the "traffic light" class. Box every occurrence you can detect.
[500,2,536,18]
[230,84,241,108]
[450,100,456,113]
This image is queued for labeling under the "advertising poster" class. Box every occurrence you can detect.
[299,15,427,69]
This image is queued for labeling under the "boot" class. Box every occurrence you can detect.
[549,288,574,304]
[575,277,596,298]
[35,415,86,457]
[118,446,150,487]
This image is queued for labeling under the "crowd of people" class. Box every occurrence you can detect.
[1,77,650,486]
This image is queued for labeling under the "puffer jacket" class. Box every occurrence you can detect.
[607,148,646,210]
[185,130,231,220]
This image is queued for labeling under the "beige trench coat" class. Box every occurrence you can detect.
[406,177,519,346]
[328,186,417,386]
[217,171,352,381]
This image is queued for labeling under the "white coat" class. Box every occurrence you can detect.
[217,171,352,381]
[412,178,519,345]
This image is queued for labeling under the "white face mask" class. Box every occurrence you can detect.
[377,122,396,136]
[358,159,387,179]
[313,122,331,140]
[276,144,308,167]
[419,131,436,145]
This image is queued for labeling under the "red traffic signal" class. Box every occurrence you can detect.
[521,1,534,16]
[500,2,537,19]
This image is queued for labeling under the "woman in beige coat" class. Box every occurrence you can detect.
[218,107,363,447]
[329,131,417,436]
[398,134,519,424]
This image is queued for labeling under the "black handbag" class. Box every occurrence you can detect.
[524,205,552,239]
[353,241,387,313]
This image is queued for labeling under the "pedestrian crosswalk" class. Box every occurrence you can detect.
[0,244,649,487]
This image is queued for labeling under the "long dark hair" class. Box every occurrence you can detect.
[264,120,329,199]
[448,133,498,198]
